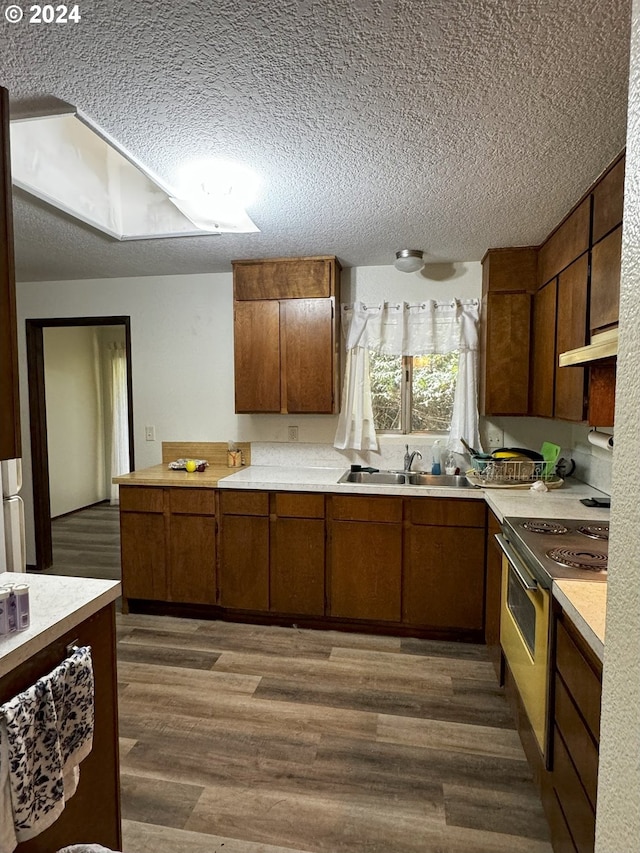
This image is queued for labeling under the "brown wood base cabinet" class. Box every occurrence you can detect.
[329,495,402,622]
[547,613,602,853]
[121,486,490,640]
[218,490,269,610]
[403,498,487,631]
[2,604,121,853]
[270,492,325,616]
[120,485,216,607]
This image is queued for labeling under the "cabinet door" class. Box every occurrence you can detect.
[0,87,20,461]
[282,298,336,413]
[120,511,168,601]
[234,300,281,412]
[403,526,485,630]
[555,255,588,421]
[219,514,269,610]
[330,520,401,622]
[590,225,622,332]
[592,155,624,244]
[169,513,216,605]
[233,257,335,300]
[482,292,531,415]
[538,199,590,286]
[531,279,557,418]
[270,517,325,615]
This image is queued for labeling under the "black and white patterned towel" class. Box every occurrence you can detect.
[0,677,65,847]
[0,645,95,852]
[48,646,95,799]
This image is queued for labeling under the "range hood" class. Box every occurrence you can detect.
[558,327,618,367]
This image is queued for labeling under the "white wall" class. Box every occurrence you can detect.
[44,326,106,516]
[16,262,482,561]
[595,1,640,848]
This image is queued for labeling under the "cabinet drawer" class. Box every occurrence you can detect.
[555,619,602,744]
[119,486,164,513]
[220,490,269,516]
[330,495,402,523]
[538,198,590,286]
[169,488,216,516]
[274,492,324,518]
[233,258,335,300]
[554,674,598,809]
[408,498,485,528]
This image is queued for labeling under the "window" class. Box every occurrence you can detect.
[369,351,459,433]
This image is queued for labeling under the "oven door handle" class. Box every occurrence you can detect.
[494,533,539,591]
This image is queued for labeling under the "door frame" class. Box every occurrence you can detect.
[25,316,134,570]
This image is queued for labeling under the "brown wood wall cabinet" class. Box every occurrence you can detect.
[484,152,623,426]
[232,256,341,414]
[4,605,121,853]
[121,487,488,639]
[480,248,537,416]
[120,485,216,608]
[0,86,21,461]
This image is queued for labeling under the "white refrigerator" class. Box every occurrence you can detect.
[1,458,26,573]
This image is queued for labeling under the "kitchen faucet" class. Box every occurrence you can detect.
[403,445,422,472]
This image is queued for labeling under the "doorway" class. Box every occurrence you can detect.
[26,316,134,570]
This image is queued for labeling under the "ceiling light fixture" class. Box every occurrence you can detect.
[394,249,425,273]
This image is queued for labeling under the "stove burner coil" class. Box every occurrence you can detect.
[577,524,610,541]
[546,547,608,572]
[521,520,568,535]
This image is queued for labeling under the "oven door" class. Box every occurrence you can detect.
[496,533,551,760]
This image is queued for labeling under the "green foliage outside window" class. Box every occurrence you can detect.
[369,351,458,433]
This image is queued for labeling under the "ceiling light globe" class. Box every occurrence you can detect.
[394,249,424,273]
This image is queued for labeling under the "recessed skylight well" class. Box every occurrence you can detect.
[10,111,261,239]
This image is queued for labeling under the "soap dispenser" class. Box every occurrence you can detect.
[431,440,442,475]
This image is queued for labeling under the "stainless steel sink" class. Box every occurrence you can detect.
[338,470,474,488]
[408,473,472,488]
[338,470,408,484]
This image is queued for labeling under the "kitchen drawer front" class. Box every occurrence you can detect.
[554,674,598,809]
[553,727,596,853]
[119,486,164,513]
[555,619,602,744]
[169,488,216,516]
[220,490,269,516]
[408,498,485,528]
[274,492,325,519]
[233,258,334,300]
[330,495,402,523]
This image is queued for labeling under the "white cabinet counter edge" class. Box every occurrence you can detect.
[0,573,121,679]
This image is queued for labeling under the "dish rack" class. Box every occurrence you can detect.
[470,457,556,484]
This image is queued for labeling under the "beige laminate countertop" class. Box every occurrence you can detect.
[113,463,242,488]
[553,580,606,661]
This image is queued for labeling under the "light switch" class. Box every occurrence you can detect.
[145,425,156,441]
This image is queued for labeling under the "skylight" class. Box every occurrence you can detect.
[10,111,260,239]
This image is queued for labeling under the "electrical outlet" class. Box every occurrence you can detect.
[145,425,156,441]
[486,426,503,449]
[288,425,299,442]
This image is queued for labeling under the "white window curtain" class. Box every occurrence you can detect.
[107,342,130,504]
[334,299,482,453]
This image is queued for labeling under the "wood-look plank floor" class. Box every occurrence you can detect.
[43,502,121,580]
[117,615,553,853]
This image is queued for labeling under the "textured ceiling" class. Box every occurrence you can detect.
[1,0,632,281]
